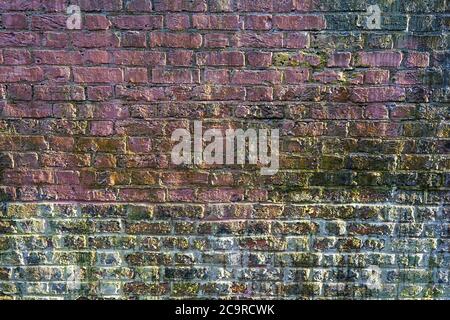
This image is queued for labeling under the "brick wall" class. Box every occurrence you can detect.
[0,0,448,299]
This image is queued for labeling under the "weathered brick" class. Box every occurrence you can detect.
[351,87,406,102]
[73,67,123,84]
[327,52,351,68]
[244,15,272,30]
[84,15,112,30]
[204,33,230,48]
[111,15,163,30]
[247,52,272,67]
[152,68,200,84]
[124,67,148,83]
[0,0,446,302]
[273,15,326,30]
[72,31,120,48]
[126,0,153,12]
[231,70,282,85]
[153,0,207,12]
[121,31,147,48]
[3,13,28,29]
[196,51,244,66]
[150,32,203,48]
[193,14,240,30]
[232,32,283,48]
[355,51,403,67]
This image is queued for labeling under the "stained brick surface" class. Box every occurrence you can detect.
[0,0,449,299]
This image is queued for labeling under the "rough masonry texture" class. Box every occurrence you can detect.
[0,0,449,300]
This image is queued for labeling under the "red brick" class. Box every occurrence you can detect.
[394,70,422,85]
[204,69,230,84]
[0,0,40,11]
[3,49,32,65]
[193,14,240,30]
[327,52,351,68]
[350,87,406,103]
[168,189,195,202]
[55,170,80,185]
[78,102,128,120]
[274,85,321,101]
[116,85,166,102]
[0,32,40,47]
[76,137,126,153]
[165,14,190,30]
[34,85,85,101]
[364,104,389,120]
[231,70,282,85]
[313,70,343,83]
[3,169,54,185]
[83,50,109,64]
[247,86,273,101]
[39,0,66,12]
[152,68,200,84]
[34,50,83,65]
[150,32,203,49]
[87,86,114,101]
[209,0,233,12]
[390,104,417,119]
[241,0,319,12]
[283,32,309,49]
[52,103,77,118]
[247,52,272,67]
[3,13,28,29]
[2,102,52,118]
[111,15,163,30]
[30,14,66,30]
[43,32,69,48]
[273,15,326,30]
[244,15,272,30]
[124,67,148,83]
[349,122,400,137]
[196,51,244,66]
[117,188,166,202]
[126,0,153,12]
[72,31,120,48]
[84,15,112,30]
[90,121,114,136]
[355,51,403,67]
[193,85,245,101]
[7,84,32,100]
[237,0,273,12]
[14,153,39,168]
[153,0,207,12]
[79,0,123,11]
[0,66,43,82]
[74,67,123,84]
[168,50,194,66]
[204,33,230,48]
[364,70,390,84]
[232,32,282,48]
[197,188,244,202]
[94,154,117,169]
[284,68,310,84]
[127,137,152,153]
[41,152,91,167]
[112,51,165,66]
[121,31,147,48]
[405,51,430,68]
[47,136,74,152]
